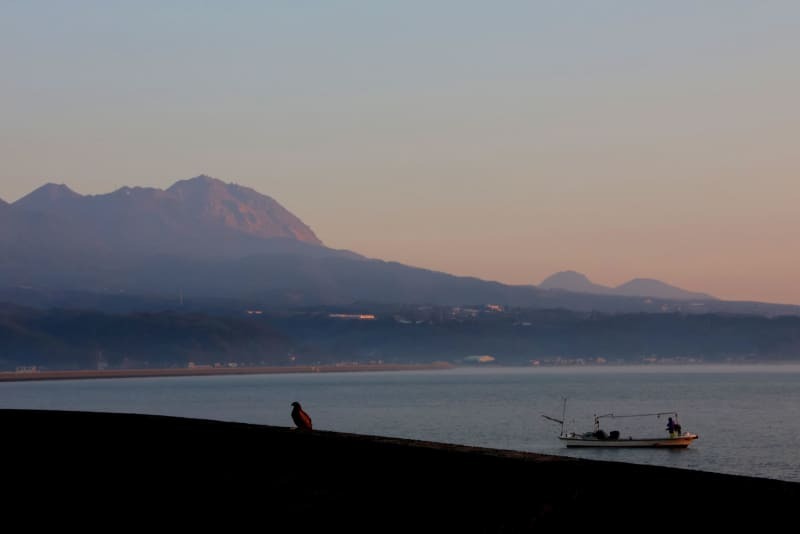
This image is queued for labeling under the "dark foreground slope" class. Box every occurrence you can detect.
[4,409,796,532]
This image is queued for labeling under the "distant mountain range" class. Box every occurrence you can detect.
[1,176,797,316]
[539,271,716,301]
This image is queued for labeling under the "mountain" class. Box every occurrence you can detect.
[13,183,82,211]
[539,271,716,301]
[615,278,715,301]
[0,176,368,299]
[165,176,322,245]
[9,175,326,259]
[539,271,613,295]
[1,176,797,315]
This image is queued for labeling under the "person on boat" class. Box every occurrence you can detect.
[666,417,676,437]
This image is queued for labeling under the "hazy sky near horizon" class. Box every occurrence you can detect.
[2,1,799,304]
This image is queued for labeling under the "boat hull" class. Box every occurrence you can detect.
[559,433,699,448]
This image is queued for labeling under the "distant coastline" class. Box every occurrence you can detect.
[0,362,455,383]
[6,361,800,383]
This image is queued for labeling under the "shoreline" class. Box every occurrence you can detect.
[5,360,800,383]
[0,361,454,382]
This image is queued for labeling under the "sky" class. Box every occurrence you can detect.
[2,1,799,304]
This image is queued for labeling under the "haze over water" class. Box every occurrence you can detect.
[2,364,799,483]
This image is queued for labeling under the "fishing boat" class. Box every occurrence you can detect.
[542,399,699,448]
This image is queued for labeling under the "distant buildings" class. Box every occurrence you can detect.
[328,313,376,320]
[463,355,496,364]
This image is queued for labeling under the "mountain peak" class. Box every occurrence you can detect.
[7,176,324,256]
[623,277,662,285]
[167,175,323,245]
[13,183,82,210]
[168,174,225,190]
[539,271,612,294]
[540,270,590,284]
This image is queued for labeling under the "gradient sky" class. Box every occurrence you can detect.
[2,1,799,304]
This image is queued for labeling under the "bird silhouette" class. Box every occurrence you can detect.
[290,401,313,430]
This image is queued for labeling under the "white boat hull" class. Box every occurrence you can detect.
[559,433,699,448]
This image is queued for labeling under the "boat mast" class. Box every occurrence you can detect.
[540,398,568,436]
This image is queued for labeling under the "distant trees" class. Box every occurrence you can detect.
[1,303,799,370]
[0,306,292,370]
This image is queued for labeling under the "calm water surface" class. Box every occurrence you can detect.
[2,364,799,483]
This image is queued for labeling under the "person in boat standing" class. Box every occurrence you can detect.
[666,416,682,437]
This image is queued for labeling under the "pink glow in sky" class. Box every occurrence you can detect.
[2,2,799,304]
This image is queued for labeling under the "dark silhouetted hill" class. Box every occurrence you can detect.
[0,303,292,369]
[3,303,800,369]
[4,409,798,531]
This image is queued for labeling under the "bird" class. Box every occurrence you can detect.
[290,401,313,431]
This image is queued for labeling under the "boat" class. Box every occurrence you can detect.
[542,399,699,448]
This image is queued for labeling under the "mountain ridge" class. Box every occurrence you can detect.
[2,176,797,315]
[7,175,326,259]
[539,270,715,301]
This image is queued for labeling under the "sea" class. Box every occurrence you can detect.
[2,363,799,483]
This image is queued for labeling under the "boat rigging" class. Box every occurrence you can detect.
[542,398,699,448]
